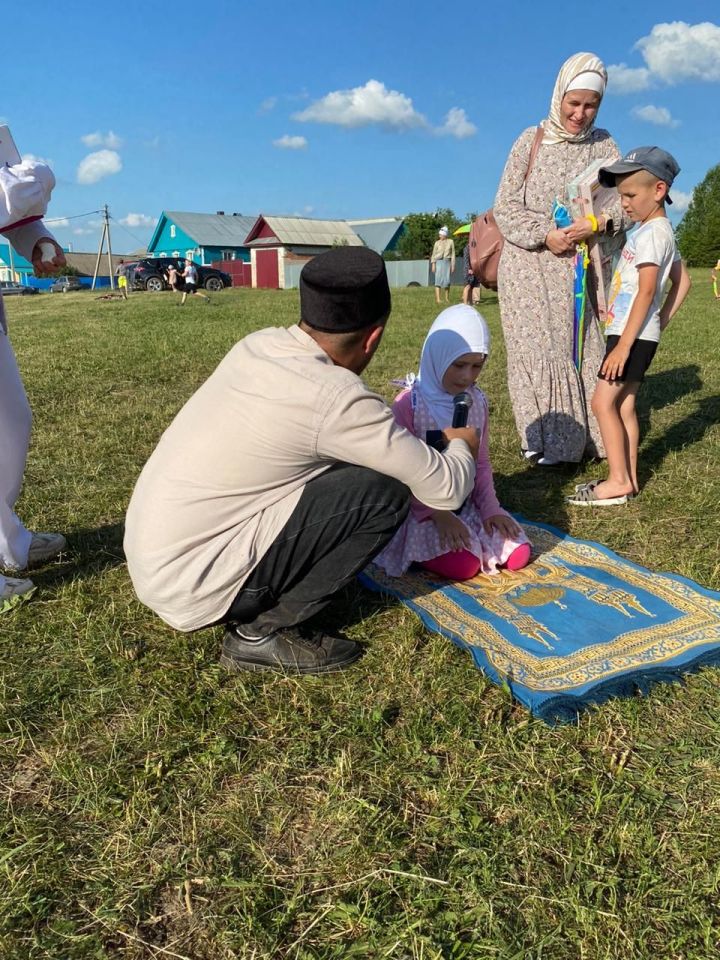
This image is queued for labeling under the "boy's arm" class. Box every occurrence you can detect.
[659,260,691,330]
[601,263,659,380]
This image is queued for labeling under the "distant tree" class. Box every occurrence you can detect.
[48,263,80,277]
[676,164,720,267]
[395,208,467,260]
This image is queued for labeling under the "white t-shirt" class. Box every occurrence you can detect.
[605,217,680,343]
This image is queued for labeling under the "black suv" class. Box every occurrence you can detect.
[127,257,232,293]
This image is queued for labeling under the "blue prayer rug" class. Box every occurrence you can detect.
[360,518,720,724]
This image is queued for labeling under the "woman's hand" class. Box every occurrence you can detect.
[483,514,522,539]
[563,217,595,244]
[545,228,574,256]
[431,511,471,552]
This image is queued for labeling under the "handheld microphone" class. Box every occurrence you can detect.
[452,391,473,428]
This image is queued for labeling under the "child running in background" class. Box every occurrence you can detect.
[569,147,691,506]
[374,305,531,580]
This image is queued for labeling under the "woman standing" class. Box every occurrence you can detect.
[494,52,623,465]
[431,226,456,306]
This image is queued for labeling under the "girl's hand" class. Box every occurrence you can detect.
[600,342,630,381]
[431,511,471,552]
[545,228,574,256]
[483,514,521,539]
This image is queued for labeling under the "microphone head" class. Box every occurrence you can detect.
[453,391,473,410]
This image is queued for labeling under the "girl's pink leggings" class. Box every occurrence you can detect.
[420,543,531,581]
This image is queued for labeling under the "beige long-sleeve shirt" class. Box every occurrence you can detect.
[431,238,456,270]
[124,324,476,631]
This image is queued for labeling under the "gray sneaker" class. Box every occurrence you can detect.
[221,623,363,674]
[1,577,35,614]
[26,533,67,569]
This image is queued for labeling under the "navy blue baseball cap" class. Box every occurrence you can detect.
[599,147,680,203]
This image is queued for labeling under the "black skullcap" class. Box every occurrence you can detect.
[300,247,391,333]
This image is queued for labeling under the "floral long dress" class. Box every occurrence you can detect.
[494,126,623,462]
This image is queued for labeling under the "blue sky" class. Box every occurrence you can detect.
[4,1,719,253]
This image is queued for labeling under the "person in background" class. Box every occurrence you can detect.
[462,239,482,306]
[494,52,624,466]
[180,258,210,305]
[431,226,455,306]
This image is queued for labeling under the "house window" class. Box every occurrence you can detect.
[170,225,176,238]
[221,250,235,261]
[172,251,179,258]
[186,250,196,261]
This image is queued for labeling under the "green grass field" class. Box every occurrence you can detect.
[1,276,719,959]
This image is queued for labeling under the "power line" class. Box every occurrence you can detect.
[45,209,102,224]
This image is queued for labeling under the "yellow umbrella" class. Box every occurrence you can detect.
[453,223,472,235]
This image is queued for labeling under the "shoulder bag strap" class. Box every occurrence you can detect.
[522,125,545,203]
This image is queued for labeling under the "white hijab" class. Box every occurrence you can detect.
[542,52,607,146]
[414,305,491,428]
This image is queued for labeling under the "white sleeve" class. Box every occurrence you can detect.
[2,220,58,263]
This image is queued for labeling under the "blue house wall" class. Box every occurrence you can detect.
[148,216,197,257]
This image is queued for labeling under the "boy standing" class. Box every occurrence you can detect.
[569,147,691,506]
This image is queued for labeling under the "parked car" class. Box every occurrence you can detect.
[126,257,232,293]
[0,281,39,295]
[49,276,84,293]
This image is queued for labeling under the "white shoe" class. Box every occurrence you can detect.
[522,449,541,460]
[537,456,562,466]
[1,577,35,614]
[26,532,67,569]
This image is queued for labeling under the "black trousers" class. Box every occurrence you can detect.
[225,463,410,636]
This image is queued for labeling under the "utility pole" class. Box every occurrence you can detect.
[91,204,115,290]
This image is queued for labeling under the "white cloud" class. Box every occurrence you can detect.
[119,212,158,228]
[259,97,278,113]
[607,63,651,93]
[22,152,54,166]
[81,130,123,149]
[631,104,680,127]
[436,107,477,139]
[273,134,308,149]
[636,21,720,84]
[669,189,693,213]
[294,79,427,130]
[76,150,122,185]
[45,217,70,229]
[609,21,720,94]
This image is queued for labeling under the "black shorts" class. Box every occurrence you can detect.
[184,282,198,294]
[598,335,657,383]
[464,272,480,288]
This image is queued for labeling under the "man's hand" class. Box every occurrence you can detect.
[483,514,522,539]
[600,342,631,381]
[431,510,471,552]
[444,426,479,461]
[545,228,574,256]
[31,238,66,277]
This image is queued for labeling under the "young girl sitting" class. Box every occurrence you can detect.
[374,305,531,580]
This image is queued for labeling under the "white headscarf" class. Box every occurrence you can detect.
[542,52,607,146]
[414,305,490,429]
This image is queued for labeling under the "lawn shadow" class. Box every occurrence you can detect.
[29,522,126,587]
[637,364,703,438]
[638,393,720,488]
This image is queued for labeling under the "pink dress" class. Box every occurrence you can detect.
[373,385,530,577]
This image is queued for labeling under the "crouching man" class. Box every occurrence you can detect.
[124,248,478,674]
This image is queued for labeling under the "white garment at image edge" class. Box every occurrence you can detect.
[605,218,680,343]
[0,160,55,231]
